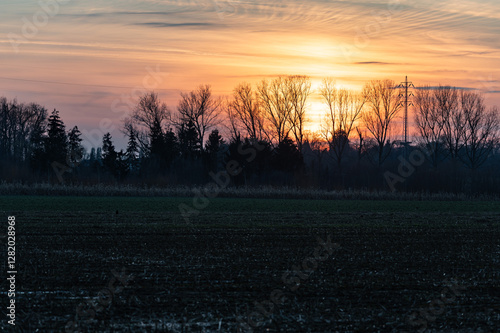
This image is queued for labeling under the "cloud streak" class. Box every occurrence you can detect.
[132,22,216,28]
[354,61,394,65]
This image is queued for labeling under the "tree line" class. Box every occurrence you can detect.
[1,76,499,194]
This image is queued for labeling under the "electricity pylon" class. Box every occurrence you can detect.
[397,76,415,191]
[397,76,414,145]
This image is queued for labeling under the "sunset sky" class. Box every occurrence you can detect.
[1,0,499,149]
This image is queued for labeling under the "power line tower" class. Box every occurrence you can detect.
[397,76,415,145]
[397,76,414,191]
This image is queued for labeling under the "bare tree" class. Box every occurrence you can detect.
[122,118,149,154]
[25,103,49,160]
[230,82,265,141]
[257,76,294,144]
[0,98,20,160]
[414,87,445,168]
[128,92,171,154]
[362,79,402,166]
[222,97,241,142]
[132,92,171,133]
[436,86,462,161]
[0,97,48,163]
[460,92,499,170]
[13,103,40,161]
[177,84,222,151]
[354,127,365,166]
[320,78,365,167]
[288,75,311,150]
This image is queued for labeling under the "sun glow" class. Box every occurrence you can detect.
[306,100,326,135]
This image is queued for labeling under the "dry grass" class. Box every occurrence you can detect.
[0,181,497,201]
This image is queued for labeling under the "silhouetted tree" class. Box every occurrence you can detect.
[331,129,350,161]
[460,95,499,170]
[258,77,293,144]
[126,92,171,159]
[149,119,164,159]
[93,147,103,180]
[223,97,242,142]
[436,86,462,162]
[320,79,365,169]
[132,92,170,135]
[226,137,272,186]
[0,98,48,173]
[116,150,129,181]
[88,147,96,167]
[125,123,140,173]
[288,75,311,150]
[102,132,118,177]
[67,126,84,168]
[205,129,224,153]
[177,85,222,151]
[204,129,225,172]
[362,79,403,166]
[273,138,303,172]
[163,128,179,167]
[414,87,446,168]
[30,119,47,172]
[178,120,200,159]
[45,109,68,168]
[229,83,265,141]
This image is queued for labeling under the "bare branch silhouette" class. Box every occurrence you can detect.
[257,76,294,144]
[288,75,311,150]
[320,78,365,167]
[177,84,222,152]
[362,79,402,166]
[230,82,265,141]
[414,87,446,168]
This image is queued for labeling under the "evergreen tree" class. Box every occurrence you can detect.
[45,109,68,167]
[67,126,84,168]
[178,120,200,159]
[92,147,103,180]
[89,148,96,162]
[116,150,129,181]
[102,132,118,176]
[30,123,47,172]
[273,138,303,172]
[149,119,164,159]
[95,147,102,164]
[125,124,140,173]
[205,129,224,155]
[204,129,225,172]
[164,128,179,166]
[226,138,272,186]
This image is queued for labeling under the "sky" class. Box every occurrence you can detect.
[1,0,500,150]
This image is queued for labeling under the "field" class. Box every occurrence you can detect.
[1,196,500,332]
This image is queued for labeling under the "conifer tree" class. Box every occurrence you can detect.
[102,132,118,175]
[178,120,200,159]
[67,126,84,168]
[45,109,68,169]
[125,124,140,173]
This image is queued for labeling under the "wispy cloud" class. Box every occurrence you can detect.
[354,61,393,65]
[414,86,477,91]
[132,22,216,28]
